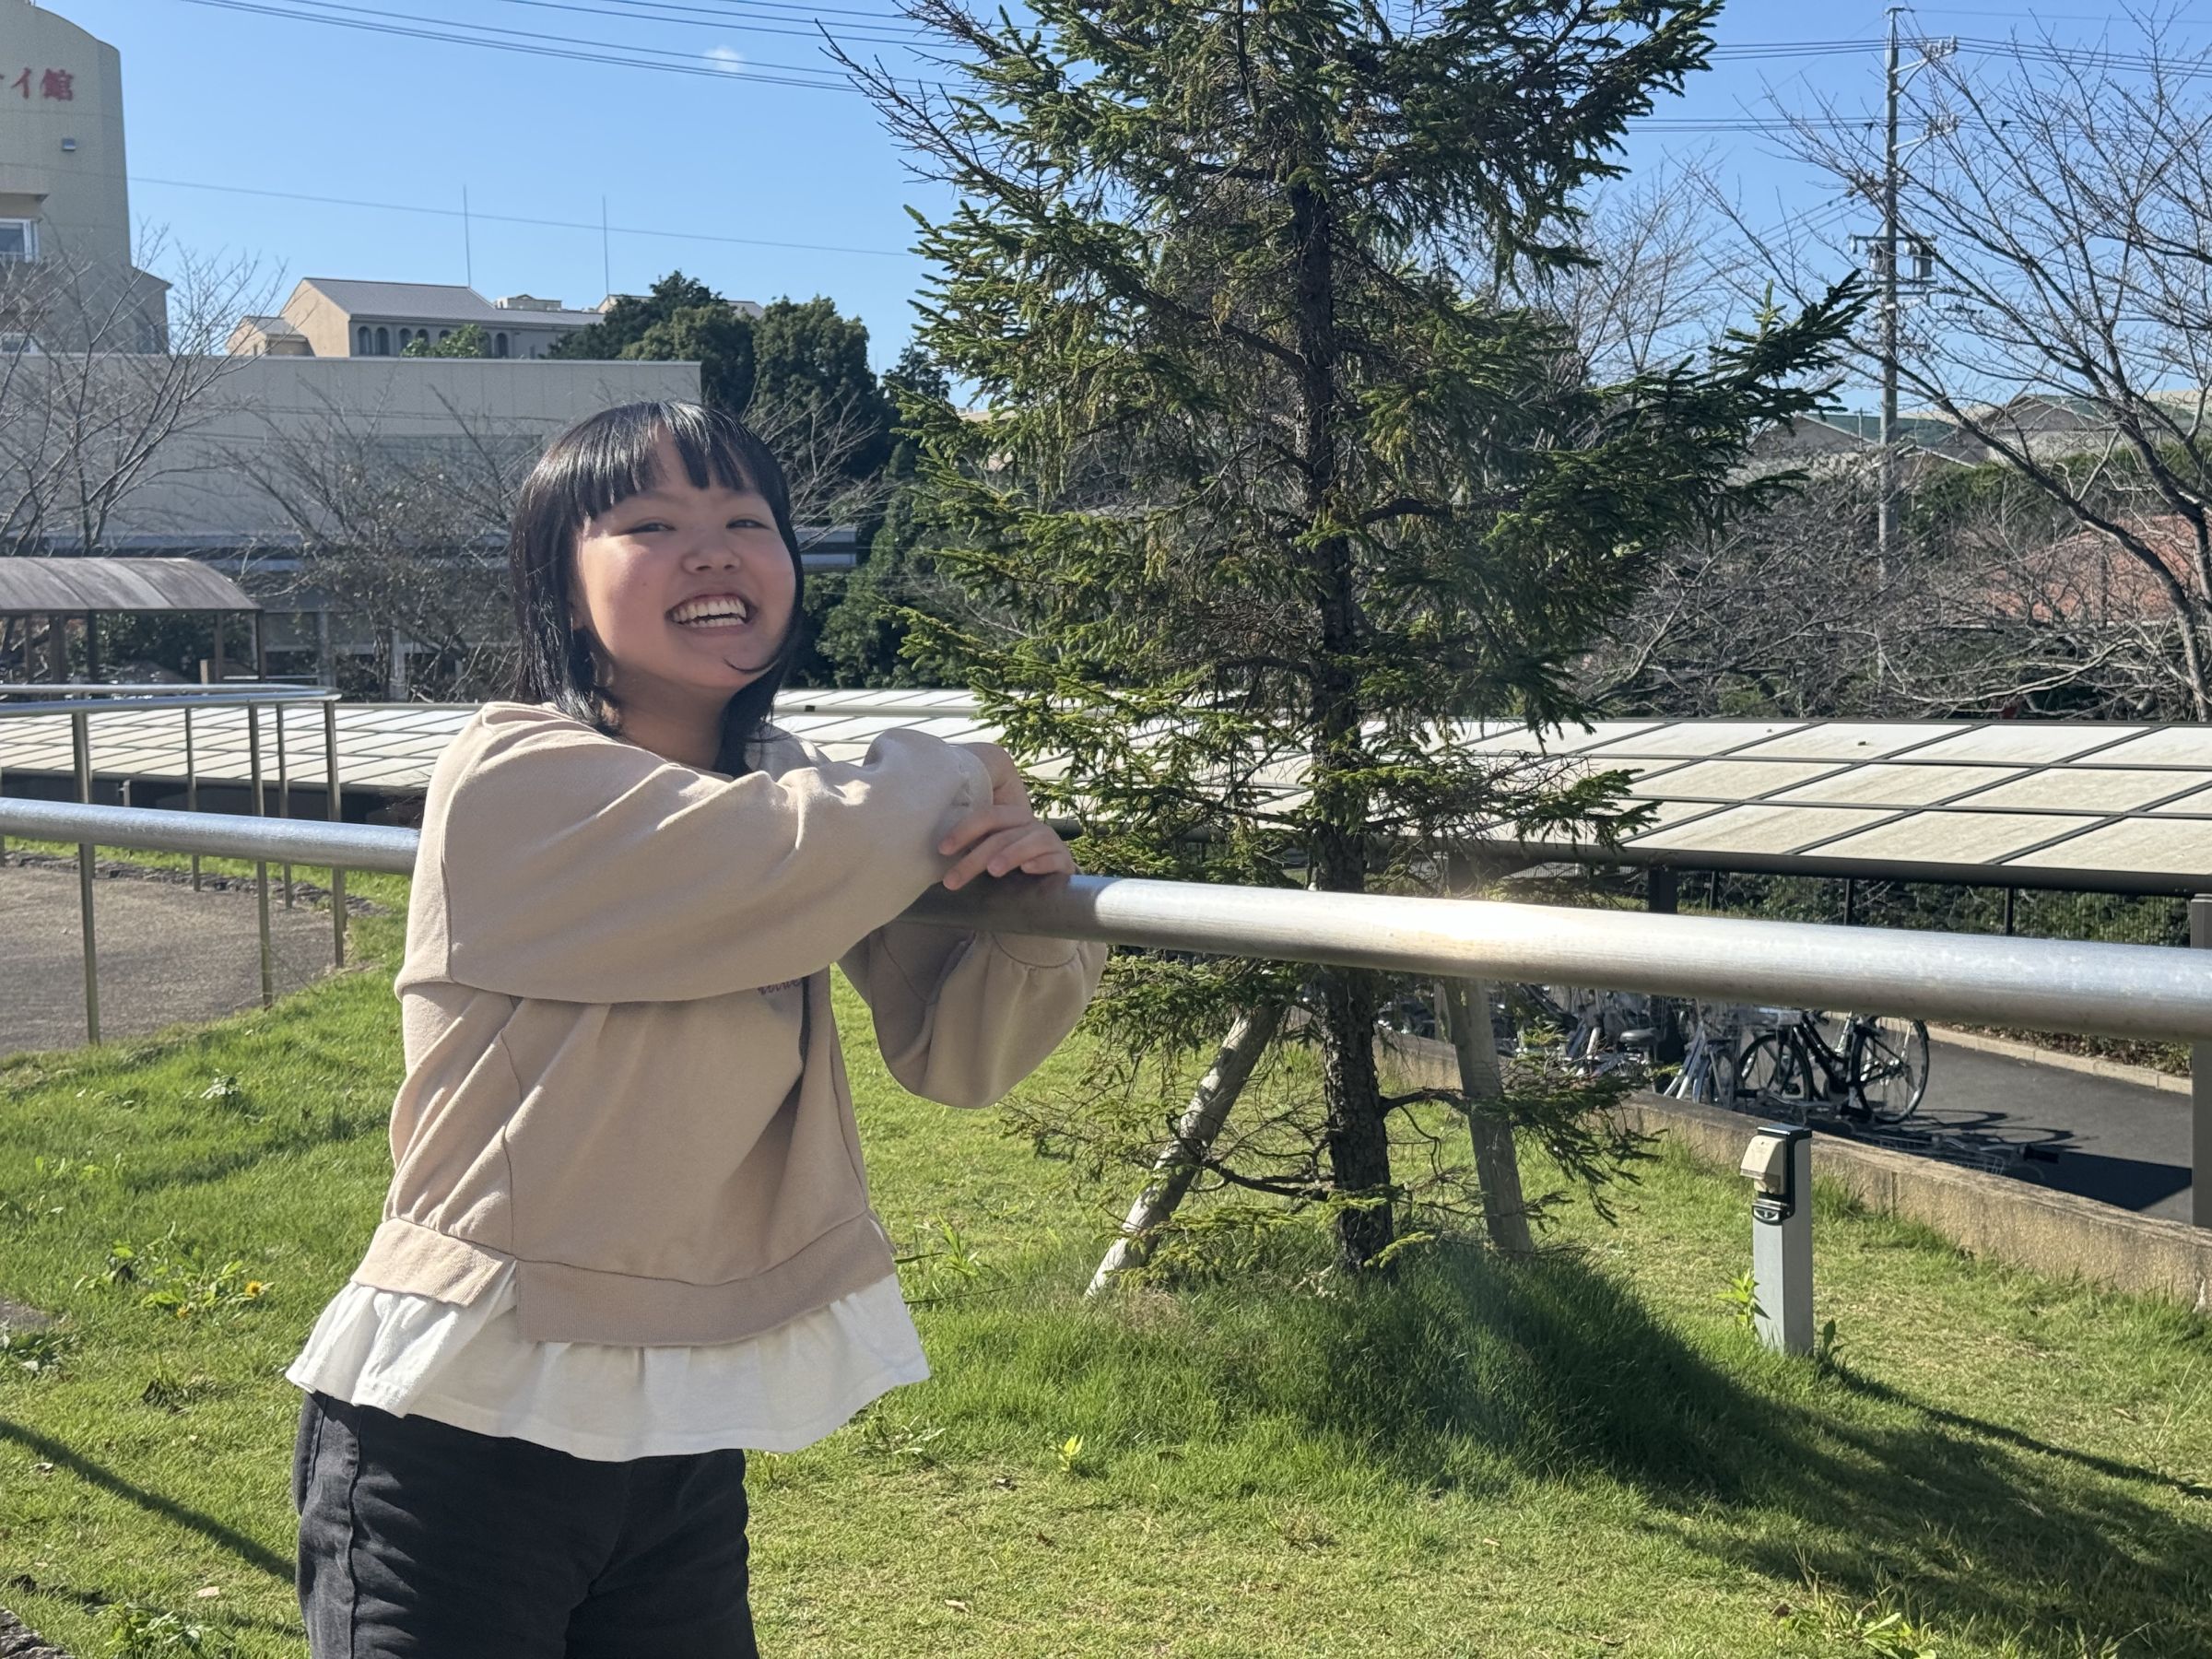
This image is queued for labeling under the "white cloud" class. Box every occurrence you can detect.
[705,45,746,74]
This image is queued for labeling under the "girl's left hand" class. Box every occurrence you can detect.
[938,801,1077,890]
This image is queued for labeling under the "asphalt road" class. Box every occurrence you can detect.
[1920,1040,2194,1223]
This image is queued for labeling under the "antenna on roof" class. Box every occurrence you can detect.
[602,195,611,300]
[463,186,475,288]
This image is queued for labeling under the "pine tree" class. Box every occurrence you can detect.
[853,0,1856,1271]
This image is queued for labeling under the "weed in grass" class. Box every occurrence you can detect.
[104,1603,240,1659]
[853,1405,947,1465]
[138,1370,223,1413]
[85,1227,270,1322]
[195,1076,248,1112]
[0,1325,76,1378]
[1054,1433,1087,1477]
[1718,1269,1761,1331]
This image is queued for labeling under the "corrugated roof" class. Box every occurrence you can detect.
[0,558,259,614]
[297,279,599,326]
[11,695,2212,891]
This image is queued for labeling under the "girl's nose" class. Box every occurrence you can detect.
[682,536,743,569]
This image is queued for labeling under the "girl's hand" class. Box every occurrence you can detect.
[938,803,1076,890]
[954,740,1030,808]
[940,741,1074,888]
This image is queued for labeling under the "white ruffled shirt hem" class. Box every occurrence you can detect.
[287,1264,927,1462]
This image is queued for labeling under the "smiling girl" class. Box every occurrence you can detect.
[285,400,1105,1656]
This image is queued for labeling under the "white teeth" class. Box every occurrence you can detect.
[673,597,751,625]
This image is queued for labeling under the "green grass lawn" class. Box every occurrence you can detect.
[2,869,2209,1657]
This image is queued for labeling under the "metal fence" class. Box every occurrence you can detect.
[0,685,347,1042]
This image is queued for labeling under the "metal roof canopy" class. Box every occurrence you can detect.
[0,558,260,616]
[11,692,2212,895]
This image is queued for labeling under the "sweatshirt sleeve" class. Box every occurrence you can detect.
[840,915,1108,1109]
[429,706,994,1003]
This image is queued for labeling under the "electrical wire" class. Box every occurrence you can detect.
[131,173,914,257]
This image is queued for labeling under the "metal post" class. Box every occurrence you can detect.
[2004,887,2017,937]
[316,606,335,689]
[84,611,100,682]
[1741,1125,1814,1355]
[184,704,200,891]
[71,708,99,1044]
[2193,896,2211,1230]
[1844,878,1859,927]
[324,698,347,969]
[1647,865,1682,1063]
[276,705,293,909]
[248,703,273,1009]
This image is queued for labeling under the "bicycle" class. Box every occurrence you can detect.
[1734,1008,1932,1125]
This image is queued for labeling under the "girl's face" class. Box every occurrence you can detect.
[569,434,797,718]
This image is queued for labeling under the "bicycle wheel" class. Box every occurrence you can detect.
[1852,1016,1931,1124]
[1735,1032,1812,1111]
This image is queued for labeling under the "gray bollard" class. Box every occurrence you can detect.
[1738,1124,1814,1355]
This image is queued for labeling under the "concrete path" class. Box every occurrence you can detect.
[0,856,343,1059]
[1923,1040,2194,1222]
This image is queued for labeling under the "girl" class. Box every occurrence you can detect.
[287,400,1106,1656]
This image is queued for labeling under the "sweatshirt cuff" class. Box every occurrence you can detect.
[987,932,1086,970]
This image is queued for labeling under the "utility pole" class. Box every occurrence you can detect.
[1879,4,1902,582]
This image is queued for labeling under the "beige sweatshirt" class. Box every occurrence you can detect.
[347,701,1107,1346]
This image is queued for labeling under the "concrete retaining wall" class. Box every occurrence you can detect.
[1379,1031,2212,1312]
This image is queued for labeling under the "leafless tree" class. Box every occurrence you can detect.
[1765,10,2212,715]
[0,229,271,678]
[220,384,535,700]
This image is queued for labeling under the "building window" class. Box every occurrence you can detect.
[493,331,509,358]
[375,325,390,356]
[0,219,38,262]
[438,329,451,343]
[357,325,371,354]
[0,333,40,357]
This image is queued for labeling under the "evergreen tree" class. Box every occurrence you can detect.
[552,272,755,410]
[853,0,1857,1271]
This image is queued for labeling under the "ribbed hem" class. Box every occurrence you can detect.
[346,1210,900,1347]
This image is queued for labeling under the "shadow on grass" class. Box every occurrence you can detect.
[0,1416,290,1581]
[1146,1241,2212,1653]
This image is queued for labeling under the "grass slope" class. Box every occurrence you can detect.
[0,872,2207,1657]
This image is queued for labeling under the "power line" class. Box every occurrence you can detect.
[131,173,914,258]
[165,0,863,88]
[477,0,930,49]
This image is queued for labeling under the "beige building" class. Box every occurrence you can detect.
[0,0,165,348]
[230,279,611,360]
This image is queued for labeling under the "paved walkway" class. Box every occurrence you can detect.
[1924,1041,2194,1222]
[0,856,344,1058]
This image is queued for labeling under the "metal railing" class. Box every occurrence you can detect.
[8,796,2212,1048]
[0,686,347,1041]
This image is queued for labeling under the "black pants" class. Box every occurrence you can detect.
[293,1391,759,1658]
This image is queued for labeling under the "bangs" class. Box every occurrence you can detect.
[552,400,766,525]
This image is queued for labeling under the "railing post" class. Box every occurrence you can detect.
[324,698,347,970]
[71,707,99,1044]
[1647,866,1683,1064]
[184,704,201,892]
[2193,895,2211,1230]
[248,704,273,1010]
[276,702,294,909]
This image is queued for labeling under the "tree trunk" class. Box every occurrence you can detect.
[1086,1001,1287,1294]
[1319,968,1394,1271]
[1441,979,1535,1256]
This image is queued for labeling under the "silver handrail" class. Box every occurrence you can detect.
[9,797,2212,1044]
[0,688,348,1041]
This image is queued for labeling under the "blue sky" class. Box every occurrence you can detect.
[54,1,2204,375]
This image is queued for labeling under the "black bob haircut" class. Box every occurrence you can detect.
[508,400,805,777]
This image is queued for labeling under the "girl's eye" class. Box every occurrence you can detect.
[628,521,671,534]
